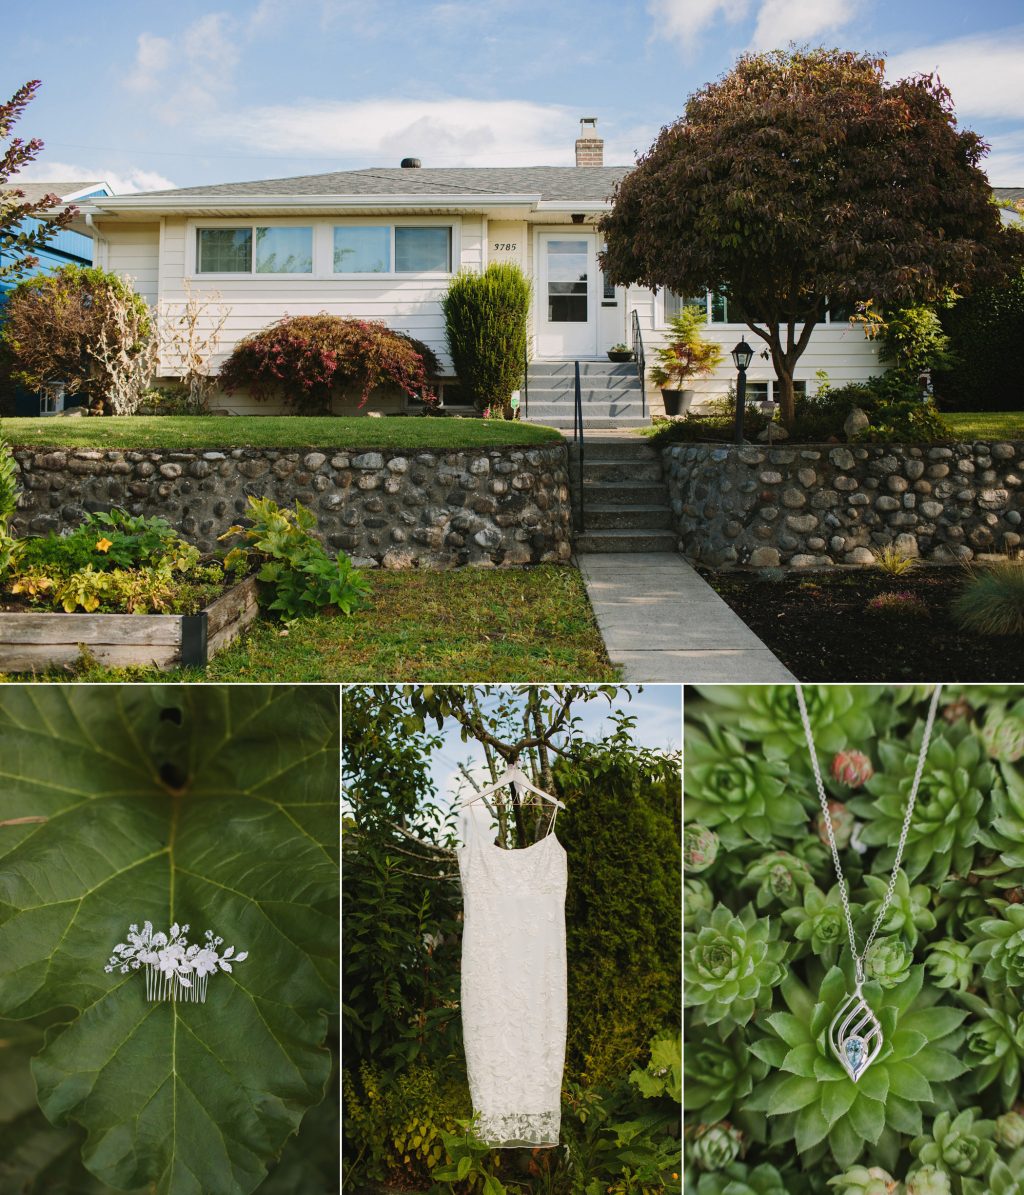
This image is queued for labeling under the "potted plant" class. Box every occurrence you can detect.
[607,343,635,363]
[651,305,723,416]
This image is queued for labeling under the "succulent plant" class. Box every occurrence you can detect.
[783,883,855,964]
[860,870,936,948]
[910,1109,996,1181]
[832,750,875,789]
[994,1110,1024,1149]
[689,1121,744,1171]
[742,851,815,909]
[826,1166,900,1195]
[685,878,715,928]
[848,721,994,884]
[975,763,1024,885]
[934,875,995,936]
[904,1165,953,1195]
[685,824,721,873]
[691,1161,792,1195]
[683,1031,769,1124]
[923,940,974,992]
[957,989,1024,1105]
[816,800,857,849]
[961,1157,1024,1195]
[746,966,967,1169]
[970,901,1024,988]
[692,685,886,763]
[685,721,800,847]
[684,903,787,1030]
[863,936,914,989]
[979,702,1024,762]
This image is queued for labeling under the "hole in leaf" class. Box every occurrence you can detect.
[160,707,183,725]
[159,762,189,791]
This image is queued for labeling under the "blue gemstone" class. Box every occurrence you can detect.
[845,1036,865,1071]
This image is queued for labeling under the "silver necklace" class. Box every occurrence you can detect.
[796,683,943,1084]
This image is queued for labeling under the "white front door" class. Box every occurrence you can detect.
[535,232,598,358]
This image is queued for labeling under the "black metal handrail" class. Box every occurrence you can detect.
[573,360,584,533]
[631,308,646,419]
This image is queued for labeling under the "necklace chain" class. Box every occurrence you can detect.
[796,684,943,981]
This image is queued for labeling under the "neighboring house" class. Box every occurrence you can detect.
[71,122,884,416]
[993,186,1024,227]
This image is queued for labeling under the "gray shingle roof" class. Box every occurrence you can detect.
[136,166,631,202]
[2,181,107,203]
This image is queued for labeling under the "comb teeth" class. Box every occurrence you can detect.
[105,922,248,1004]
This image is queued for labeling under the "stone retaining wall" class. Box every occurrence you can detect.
[11,444,572,568]
[663,441,1024,568]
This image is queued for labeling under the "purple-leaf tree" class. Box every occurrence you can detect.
[1,80,76,282]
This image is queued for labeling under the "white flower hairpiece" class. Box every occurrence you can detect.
[105,921,249,1003]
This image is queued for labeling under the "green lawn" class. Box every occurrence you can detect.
[1,566,615,683]
[942,412,1024,441]
[0,415,562,450]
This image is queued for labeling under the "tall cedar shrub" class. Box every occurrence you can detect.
[442,263,531,415]
[557,748,682,1086]
[936,269,1024,410]
[218,314,440,414]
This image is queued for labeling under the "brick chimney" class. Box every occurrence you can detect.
[575,116,603,167]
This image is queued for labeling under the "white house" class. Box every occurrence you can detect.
[73,119,881,419]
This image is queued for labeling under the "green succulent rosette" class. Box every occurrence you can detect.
[684,903,786,1030]
[746,966,967,1170]
[970,901,1024,987]
[957,989,1024,1105]
[826,1165,901,1195]
[995,1110,1024,1149]
[685,721,800,847]
[783,884,854,963]
[934,875,996,935]
[978,701,1024,762]
[909,1108,996,1180]
[688,1121,744,1171]
[742,851,815,909]
[691,1161,792,1195]
[685,823,721,873]
[692,685,886,762]
[975,763,1024,885]
[864,936,914,989]
[962,1156,1024,1195]
[683,1030,769,1125]
[905,1165,954,1195]
[848,720,994,884]
[685,878,715,928]
[923,939,974,992]
[860,870,936,948]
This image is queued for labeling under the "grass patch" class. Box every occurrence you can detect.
[942,412,1024,441]
[1,415,562,451]
[0,566,615,682]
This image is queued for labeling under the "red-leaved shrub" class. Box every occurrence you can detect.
[218,314,439,414]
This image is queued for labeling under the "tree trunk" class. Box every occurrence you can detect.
[776,368,796,430]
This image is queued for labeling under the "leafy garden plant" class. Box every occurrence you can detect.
[684,685,1024,1194]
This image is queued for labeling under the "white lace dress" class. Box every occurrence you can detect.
[458,813,567,1148]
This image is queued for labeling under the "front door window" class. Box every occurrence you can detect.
[546,239,588,322]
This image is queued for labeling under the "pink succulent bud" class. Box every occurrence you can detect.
[815,799,855,849]
[831,749,873,789]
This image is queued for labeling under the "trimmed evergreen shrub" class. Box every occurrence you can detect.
[936,270,1024,411]
[442,263,531,415]
[219,313,440,414]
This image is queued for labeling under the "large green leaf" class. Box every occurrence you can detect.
[0,687,339,1195]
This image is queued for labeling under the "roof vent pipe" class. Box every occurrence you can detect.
[400,157,422,168]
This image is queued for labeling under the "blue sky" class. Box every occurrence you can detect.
[5,0,1024,192]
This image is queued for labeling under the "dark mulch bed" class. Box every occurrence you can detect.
[702,566,1024,681]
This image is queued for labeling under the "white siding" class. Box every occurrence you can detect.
[104,222,160,305]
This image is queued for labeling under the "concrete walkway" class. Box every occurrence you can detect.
[577,552,796,682]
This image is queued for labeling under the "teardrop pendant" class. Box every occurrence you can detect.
[828,984,883,1082]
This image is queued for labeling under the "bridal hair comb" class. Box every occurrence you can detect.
[105,921,248,1003]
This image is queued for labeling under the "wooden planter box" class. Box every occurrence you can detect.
[0,576,260,672]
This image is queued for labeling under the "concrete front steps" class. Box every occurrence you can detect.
[570,436,677,553]
[525,360,649,429]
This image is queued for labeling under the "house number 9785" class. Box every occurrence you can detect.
[493,243,517,252]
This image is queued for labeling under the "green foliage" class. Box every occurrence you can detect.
[877,306,957,383]
[685,685,1024,1194]
[874,546,918,577]
[788,377,952,444]
[684,903,786,1030]
[951,562,1024,636]
[650,306,723,390]
[221,495,371,617]
[937,269,1024,411]
[0,686,339,1194]
[442,264,531,414]
[0,431,19,581]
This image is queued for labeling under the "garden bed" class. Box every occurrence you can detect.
[702,566,1024,680]
[0,575,259,672]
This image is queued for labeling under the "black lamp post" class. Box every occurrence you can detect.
[731,339,754,444]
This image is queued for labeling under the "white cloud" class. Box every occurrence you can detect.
[123,11,240,123]
[749,0,852,49]
[13,160,176,195]
[125,32,173,92]
[985,130,1024,186]
[885,30,1024,122]
[649,0,750,55]
[198,98,644,167]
